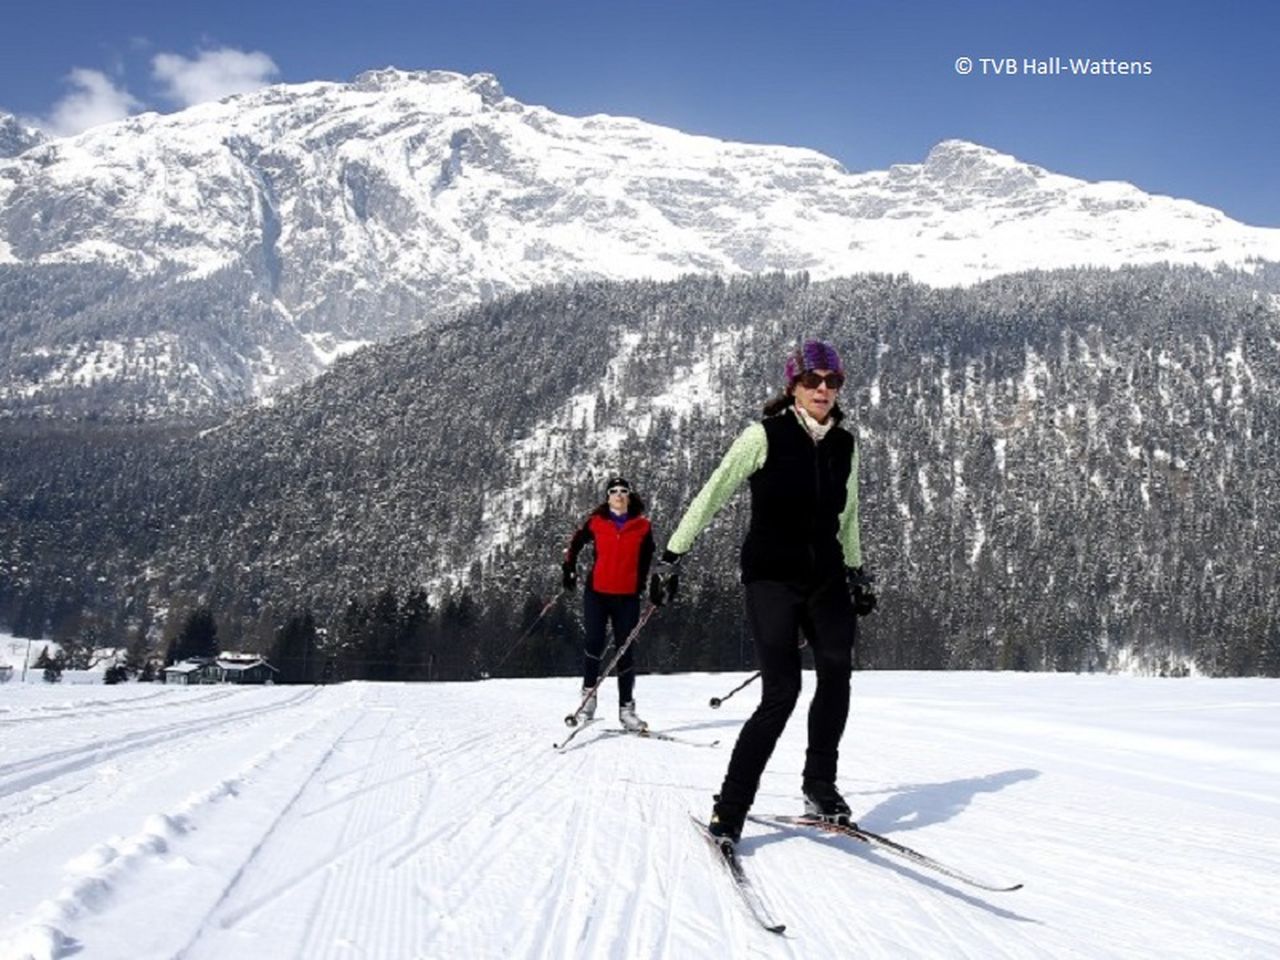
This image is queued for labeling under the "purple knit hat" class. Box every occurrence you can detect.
[784,339,844,384]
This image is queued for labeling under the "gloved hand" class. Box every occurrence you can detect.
[846,566,877,617]
[648,550,683,606]
[562,562,577,592]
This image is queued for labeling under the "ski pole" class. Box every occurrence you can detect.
[709,671,761,708]
[490,591,563,674]
[561,602,658,733]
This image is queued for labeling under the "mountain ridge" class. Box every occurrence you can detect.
[2,68,1278,419]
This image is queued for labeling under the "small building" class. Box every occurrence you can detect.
[215,655,279,685]
[162,659,220,685]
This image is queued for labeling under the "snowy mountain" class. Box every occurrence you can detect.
[1,673,1277,958]
[0,113,44,159]
[2,68,1278,419]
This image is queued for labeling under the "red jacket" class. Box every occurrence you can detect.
[564,508,655,596]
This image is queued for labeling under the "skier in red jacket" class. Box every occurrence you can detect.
[562,476,655,730]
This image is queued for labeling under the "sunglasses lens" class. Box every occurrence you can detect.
[799,372,843,389]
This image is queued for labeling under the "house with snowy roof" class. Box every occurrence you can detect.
[163,655,279,685]
[162,659,221,685]
[214,654,279,685]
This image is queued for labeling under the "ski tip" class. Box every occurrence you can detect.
[688,814,716,836]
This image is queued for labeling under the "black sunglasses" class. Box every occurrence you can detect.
[608,486,630,496]
[796,371,845,390]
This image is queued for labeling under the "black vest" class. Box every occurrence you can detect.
[741,411,854,584]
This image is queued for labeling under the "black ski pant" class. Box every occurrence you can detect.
[582,588,640,703]
[717,575,857,818]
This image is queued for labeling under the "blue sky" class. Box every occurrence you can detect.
[3,0,1277,226]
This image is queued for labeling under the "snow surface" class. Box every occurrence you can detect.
[1,672,1277,959]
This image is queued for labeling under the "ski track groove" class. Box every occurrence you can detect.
[0,687,327,860]
[0,687,321,800]
[411,732,574,954]
[0,688,348,958]
[293,706,410,960]
[584,763,643,958]
[0,687,250,727]
[177,690,449,960]
[170,704,367,960]
[374,718,440,872]
[207,717,403,931]
[505,748,609,957]
[287,712,388,959]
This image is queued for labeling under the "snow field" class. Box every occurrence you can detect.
[0,672,1277,959]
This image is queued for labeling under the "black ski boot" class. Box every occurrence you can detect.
[802,779,854,826]
[708,794,747,845]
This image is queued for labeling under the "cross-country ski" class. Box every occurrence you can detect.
[749,814,1024,892]
[690,815,786,934]
[598,727,722,747]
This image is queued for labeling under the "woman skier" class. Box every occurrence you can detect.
[650,340,876,842]
[562,476,656,731]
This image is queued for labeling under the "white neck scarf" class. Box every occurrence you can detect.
[791,402,834,443]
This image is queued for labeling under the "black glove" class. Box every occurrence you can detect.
[846,566,877,617]
[561,562,577,592]
[648,550,683,606]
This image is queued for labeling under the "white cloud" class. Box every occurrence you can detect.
[42,68,142,137]
[152,48,280,107]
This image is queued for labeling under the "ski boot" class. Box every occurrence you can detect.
[619,700,647,732]
[708,794,746,845]
[574,687,597,724]
[802,779,854,827]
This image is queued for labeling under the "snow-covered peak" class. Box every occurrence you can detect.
[1,68,1278,416]
[351,67,507,104]
[0,112,45,158]
[918,139,1046,193]
[3,69,1275,286]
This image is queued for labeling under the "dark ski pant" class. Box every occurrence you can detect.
[583,588,640,703]
[717,575,857,818]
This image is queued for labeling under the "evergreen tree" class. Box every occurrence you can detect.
[174,607,218,661]
[273,610,319,683]
[124,630,150,675]
[399,590,432,680]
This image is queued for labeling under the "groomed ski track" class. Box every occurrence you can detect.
[1,672,1278,958]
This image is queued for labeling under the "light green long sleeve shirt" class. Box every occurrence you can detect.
[667,416,862,568]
